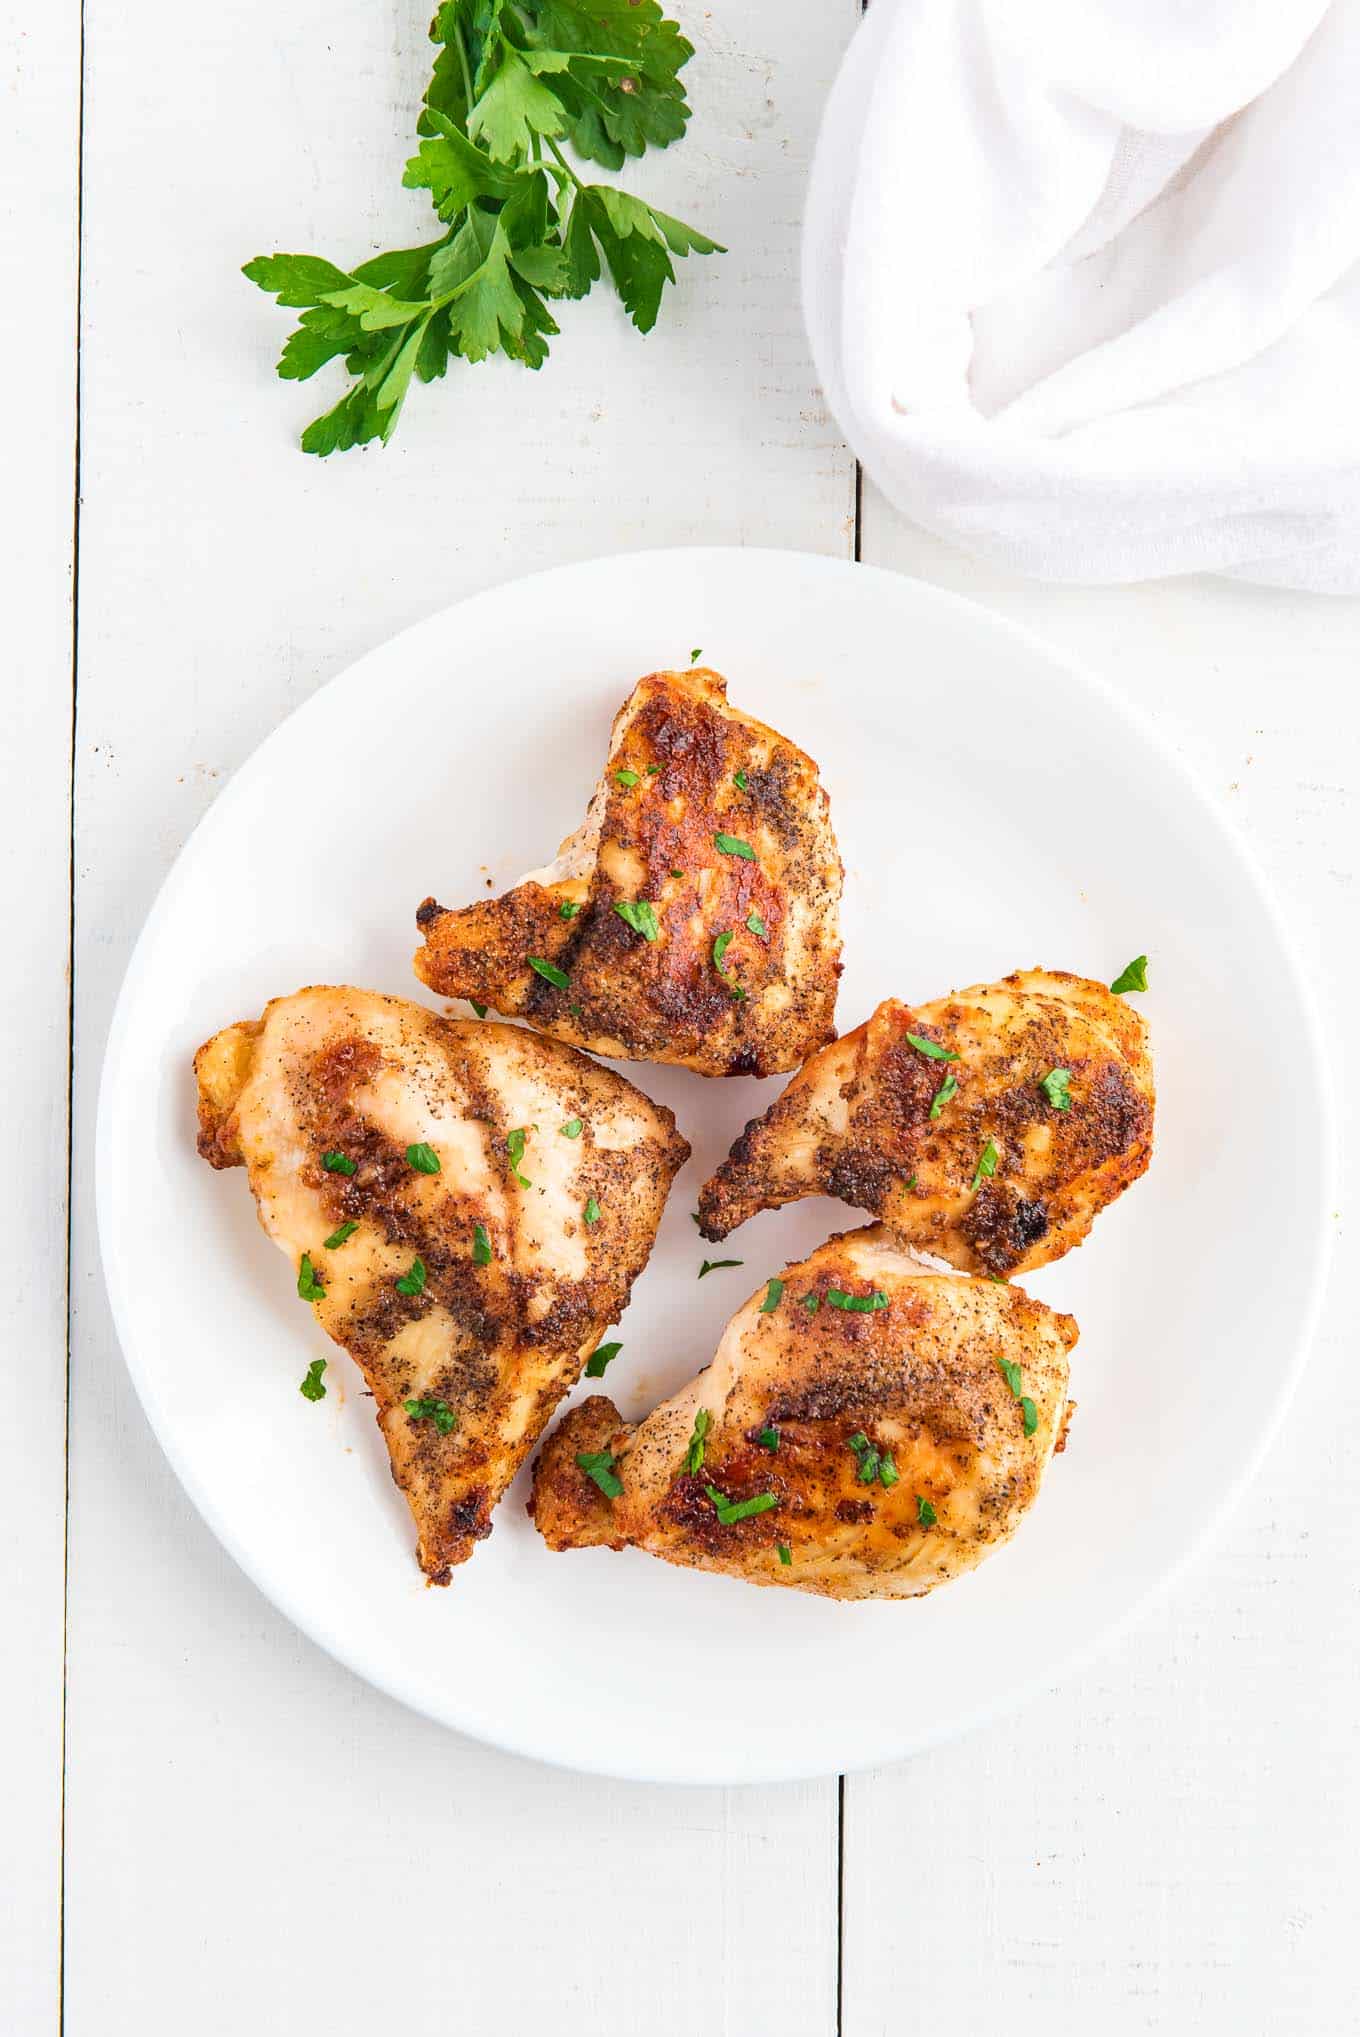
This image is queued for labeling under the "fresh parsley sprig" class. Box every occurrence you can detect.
[245,0,723,453]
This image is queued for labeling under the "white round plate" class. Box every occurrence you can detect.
[98,548,1331,1785]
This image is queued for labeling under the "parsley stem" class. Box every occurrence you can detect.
[453,19,475,119]
[544,133,586,192]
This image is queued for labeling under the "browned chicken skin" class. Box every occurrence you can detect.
[698,970,1153,1277]
[194,987,687,1582]
[531,1226,1077,1601]
[413,667,843,1076]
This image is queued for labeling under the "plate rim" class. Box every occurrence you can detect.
[95,545,1337,1784]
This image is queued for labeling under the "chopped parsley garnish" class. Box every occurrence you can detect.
[996,1356,1039,1436]
[584,1341,622,1378]
[1040,1067,1072,1111]
[699,1257,743,1277]
[472,1222,492,1265]
[971,1138,1000,1191]
[712,929,735,976]
[730,983,747,1002]
[903,1173,917,1191]
[560,1118,583,1139]
[777,1542,792,1565]
[322,1221,358,1250]
[528,955,570,990]
[614,899,660,941]
[614,767,640,788]
[321,1150,356,1176]
[299,1358,327,1401]
[690,1211,702,1227]
[827,1287,888,1313]
[646,763,661,775]
[690,647,702,663]
[758,1427,781,1451]
[760,1276,784,1313]
[705,1485,778,1525]
[746,910,768,940]
[297,1252,326,1302]
[469,1000,488,1019]
[558,900,582,920]
[670,867,684,878]
[803,1293,821,1313]
[1110,954,1149,994]
[404,1396,456,1436]
[584,1196,601,1225]
[905,1031,957,1062]
[714,831,756,860]
[929,1072,958,1120]
[685,1409,712,1474]
[505,1127,532,1187]
[916,1494,937,1527]
[406,1141,440,1174]
[734,769,749,791]
[394,1256,427,1297]
[847,1432,897,1488]
[576,1449,623,1499]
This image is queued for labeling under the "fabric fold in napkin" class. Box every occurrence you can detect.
[802,0,1360,591]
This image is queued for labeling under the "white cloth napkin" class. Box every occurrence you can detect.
[803,0,1360,591]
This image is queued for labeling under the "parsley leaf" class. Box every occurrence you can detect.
[576,1448,623,1499]
[469,1000,488,1019]
[299,1358,327,1401]
[1040,1067,1072,1111]
[916,1494,937,1527]
[560,1117,584,1138]
[584,1195,601,1225]
[757,1427,780,1451]
[760,1277,783,1313]
[996,1356,1039,1436]
[690,647,702,663]
[528,955,570,989]
[321,1150,356,1176]
[803,1293,821,1313]
[406,1141,441,1174]
[395,1257,428,1297]
[827,1287,888,1313]
[323,1221,358,1250]
[712,929,734,975]
[559,899,582,919]
[405,1395,457,1435]
[847,1431,898,1489]
[685,1408,711,1474]
[699,1258,743,1277]
[905,1031,957,1061]
[776,1541,792,1565]
[1020,1395,1039,1437]
[506,1128,532,1186]
[746,910,768,941]
[297,1253,326,1302]
[1111,954,1149,993]
[614,898,660,941]
[472,1222,492,1264]
[714,831,755,860]
[929,1072,958,1120]
[614,767,640,788]
[705,1485,778,1526]
[734,769,749,791]
[584,1340,622,1377]
[971,1139,1000,1191]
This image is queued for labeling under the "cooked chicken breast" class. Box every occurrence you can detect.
[530,1227,1076,1601]
[413,666,843,1076]
[195,987,688,1583]
[698,970,1153,1277]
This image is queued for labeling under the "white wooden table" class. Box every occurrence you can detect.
[7,3,1356,2030]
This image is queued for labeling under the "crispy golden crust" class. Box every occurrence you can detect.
[530,1226,1077,1601]
[414,668,843,1076]
[697,970,1154,1276]
[195,986,688,1583]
